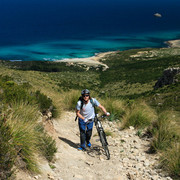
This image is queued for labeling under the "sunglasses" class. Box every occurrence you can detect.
[83,95,89,97]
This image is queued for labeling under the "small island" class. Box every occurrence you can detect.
[154,12,162,17]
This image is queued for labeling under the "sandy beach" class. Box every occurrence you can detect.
[56,51,118,69]
[165,39,180,48]
[56,38,180,69]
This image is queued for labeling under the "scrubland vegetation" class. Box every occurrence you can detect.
[0,47,180,178]
[0,75,57,179]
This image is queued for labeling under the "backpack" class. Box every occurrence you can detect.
[75,97,96,121]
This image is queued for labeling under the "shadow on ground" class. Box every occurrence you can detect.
[59,137,79,149]
[59,136,106,158]
[86,145,107,159]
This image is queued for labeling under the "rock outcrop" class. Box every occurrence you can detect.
[154,13,162,18]
[154,67,180,89]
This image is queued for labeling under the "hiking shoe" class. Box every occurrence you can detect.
[87,142,91,147]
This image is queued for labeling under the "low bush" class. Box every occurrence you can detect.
[0,75,55,116]
[35,90,53,114]
[2,81,34,105]
[34,123,57,162]
[38,134,57,162]
[51,105,59,118]
[3,60,85,72]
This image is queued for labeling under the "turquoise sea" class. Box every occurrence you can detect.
[0,0,180,61]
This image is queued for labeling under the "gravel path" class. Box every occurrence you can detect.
[15,111,172,180]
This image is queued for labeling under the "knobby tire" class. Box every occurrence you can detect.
[99,130,110,160]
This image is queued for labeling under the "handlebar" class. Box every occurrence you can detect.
[95,114,107,119]
[86,114,107,123]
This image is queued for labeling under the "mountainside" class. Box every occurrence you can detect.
[0,47,179,179]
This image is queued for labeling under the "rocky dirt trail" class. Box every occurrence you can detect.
[16,111,173,180]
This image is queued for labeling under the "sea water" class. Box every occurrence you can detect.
[0,0,180,61]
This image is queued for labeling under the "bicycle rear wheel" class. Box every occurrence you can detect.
[99,130,110,160]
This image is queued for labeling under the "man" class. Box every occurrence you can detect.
[76,89,110,150]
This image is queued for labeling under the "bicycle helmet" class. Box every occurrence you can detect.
[81,89,90,95]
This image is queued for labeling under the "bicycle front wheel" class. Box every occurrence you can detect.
[99,130,110,160]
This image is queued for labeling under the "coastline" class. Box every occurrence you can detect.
[2,39,180,64]
[165,39,180,48]
[55,51,119,69]
[55,39,180,68]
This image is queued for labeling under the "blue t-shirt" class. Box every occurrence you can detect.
[76,98,100,119]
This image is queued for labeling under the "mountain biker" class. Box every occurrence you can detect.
[76,89,110,150]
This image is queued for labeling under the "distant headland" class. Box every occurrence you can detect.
[165,39,180,48]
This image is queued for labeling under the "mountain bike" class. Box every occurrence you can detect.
[94,114,110,160]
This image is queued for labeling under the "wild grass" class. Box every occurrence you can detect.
[5,102,40,173]
[62,89,81,111]
[0,114,16,180]
[8,102,40,123]
[160,143,180,177]
[122,101,157,129]
[0,101,57,177]
[149,112,180,152]
[100,98,126,121]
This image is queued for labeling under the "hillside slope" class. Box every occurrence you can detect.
[16,111,173,180]
[0,46,179,179]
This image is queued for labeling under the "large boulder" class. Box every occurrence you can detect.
[154,67,180,89]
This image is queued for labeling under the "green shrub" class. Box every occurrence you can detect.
[2,82,33,104]
[35,124,57,162]
[51,105,59,118]
[35,90,53,113]
[39,135,57,162]
[4,61,85,72]
[0,76,54,115]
